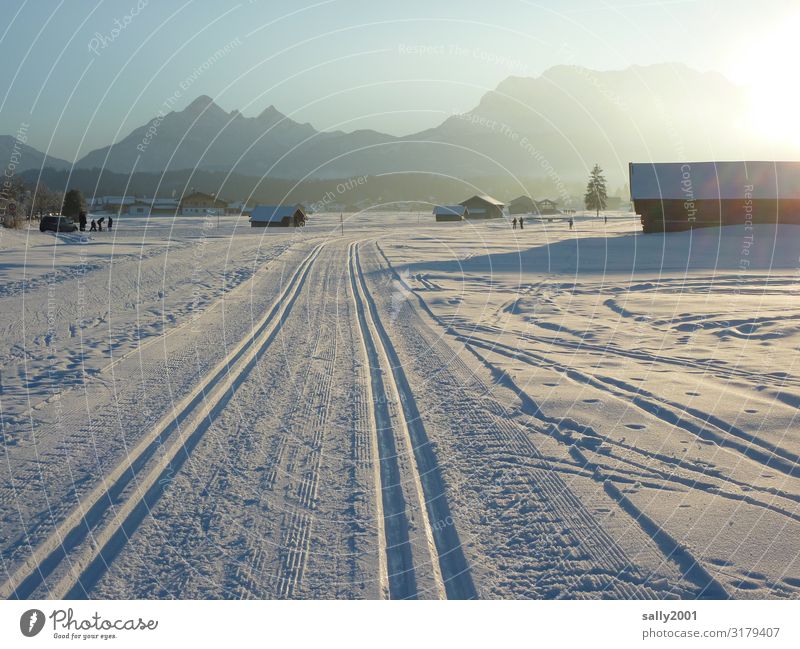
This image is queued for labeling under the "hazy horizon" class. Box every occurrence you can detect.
[2,0,798,162]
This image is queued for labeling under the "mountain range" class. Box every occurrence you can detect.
[6,64,788,188]
[0,137,71,174]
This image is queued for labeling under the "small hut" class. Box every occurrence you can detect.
[459,194,505,219]
[433,205,468,222]
[508,195,536,214]
[250,204,307,227]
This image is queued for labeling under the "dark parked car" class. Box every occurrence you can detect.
[39,215,78,233]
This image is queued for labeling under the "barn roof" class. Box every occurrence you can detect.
[509,195,534,204]
[433,205,467,216]
[180,191,227,206]
[250,204,305,222]
[460,194,505,207]
[630,161,800,201]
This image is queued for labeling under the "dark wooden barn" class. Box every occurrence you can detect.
[459,194,505,219]
[433,205,468,221]
[250,204,307,227]
[630,161,800,233]
[508,195,536,214]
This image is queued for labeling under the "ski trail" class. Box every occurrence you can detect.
[1,243,325,600]
[349,242,422,599]
[372,241,708,598]
[461,333,800,479]
[350,242,476,599]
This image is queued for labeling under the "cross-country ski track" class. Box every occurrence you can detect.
[3,216,800,599]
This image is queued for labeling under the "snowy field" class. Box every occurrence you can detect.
[0,211,799,599]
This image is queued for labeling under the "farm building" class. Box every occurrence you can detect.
[459,194,505,219]
[226,200,252,215]
[433,205,468,221]
[128,198,180,216]
[536,198,559,215]
[100,196,136,212]
[250,204,307,227]
[508,195,536,214]
[179,192,227,216]
[630,161,800,233]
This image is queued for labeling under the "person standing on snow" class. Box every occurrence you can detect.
[89,219,97,232]
[519,216,524,230]
[569,217,574,230]
[512,217,517,230]
[108,216,113,231]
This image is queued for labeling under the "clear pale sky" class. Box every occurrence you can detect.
[0,0,796,162]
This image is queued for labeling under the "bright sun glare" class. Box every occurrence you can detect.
[730,13,800,147]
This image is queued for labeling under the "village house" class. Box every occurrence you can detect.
[536,198,559,214]
[226,200,251,215]
[459,194,505,219]
[249,204,307,227]
[128,198,180,216]
[100,196,136,212]
[179,191,227,216]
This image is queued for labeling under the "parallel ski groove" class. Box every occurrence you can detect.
[372,241,690,598]
[351,242,476,599]
[1,243,325,600]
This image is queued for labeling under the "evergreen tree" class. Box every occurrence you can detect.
[584,164,608,217]
[61,188,85,218]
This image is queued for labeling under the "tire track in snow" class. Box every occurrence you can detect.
[349,242,476,600]
[1,243,326,600]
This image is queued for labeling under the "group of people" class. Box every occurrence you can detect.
[513,215,577,229]
[77,211,113,232]
[511,215,609,231]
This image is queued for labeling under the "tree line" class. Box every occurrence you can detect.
[0,176,66,228]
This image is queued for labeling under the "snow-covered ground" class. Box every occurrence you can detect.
[1,211,798,599]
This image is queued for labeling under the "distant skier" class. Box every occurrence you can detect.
[89,219,97,232]
[519,216,524,230]
[108,216,113,230]
[78,211,87,231]
[569,217,574,230]
[604,215,607,224]
[512,217,517,230]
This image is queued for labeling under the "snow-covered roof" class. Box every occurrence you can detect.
[460,194,505,207]
[630,161,800,200]
[509,195,534,204]
[250,204,305,222]
[433,205,467,216]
